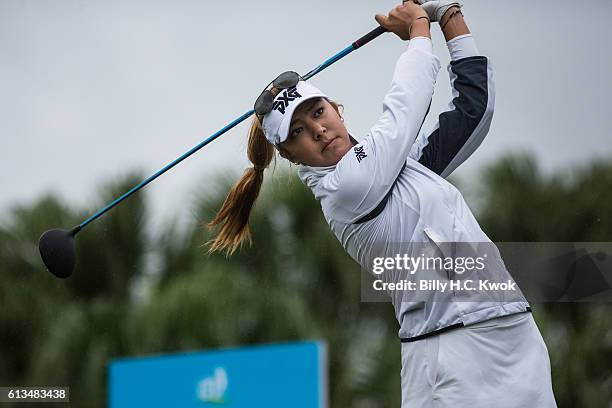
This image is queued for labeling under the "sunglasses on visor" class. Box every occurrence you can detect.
[254,71,303,121]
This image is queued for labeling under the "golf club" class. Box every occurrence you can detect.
[38,25,388,279]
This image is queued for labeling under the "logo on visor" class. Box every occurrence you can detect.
[272,87,302,115]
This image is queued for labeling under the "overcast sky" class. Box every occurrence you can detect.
[1,0,611,231]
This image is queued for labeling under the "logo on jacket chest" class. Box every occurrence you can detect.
[354,145,368,162]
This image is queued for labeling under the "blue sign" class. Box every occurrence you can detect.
[108,341,327,408]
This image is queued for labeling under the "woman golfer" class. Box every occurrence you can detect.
[209,1,557,406]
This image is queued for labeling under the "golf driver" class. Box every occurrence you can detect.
[38,25,388,279]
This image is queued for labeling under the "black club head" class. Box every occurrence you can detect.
[38,228,79,279]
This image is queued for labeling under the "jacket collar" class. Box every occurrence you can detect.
[297,134,358,191]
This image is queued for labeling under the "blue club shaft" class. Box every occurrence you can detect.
[79,110,254,230]
[78,26,387,231]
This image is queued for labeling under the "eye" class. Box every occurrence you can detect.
[313,107,324,118]
[290,127,303,138]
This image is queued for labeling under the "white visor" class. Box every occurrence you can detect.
[261,81,328,145]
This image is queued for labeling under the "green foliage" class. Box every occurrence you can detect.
[0,154,610,407]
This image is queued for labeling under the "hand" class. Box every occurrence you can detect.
[375,2,430,41]
[414,0,461,23]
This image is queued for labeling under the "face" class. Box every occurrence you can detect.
[278,98,352,167]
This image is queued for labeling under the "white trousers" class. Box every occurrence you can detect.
[400,312,557,408]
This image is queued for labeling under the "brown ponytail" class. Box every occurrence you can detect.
[206,116,275,255]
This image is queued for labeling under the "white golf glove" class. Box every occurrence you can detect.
[414,0,462,23]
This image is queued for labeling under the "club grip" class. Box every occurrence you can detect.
[352,26,388,49]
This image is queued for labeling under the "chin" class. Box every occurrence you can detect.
[327,146,350,166]
[336,138,353,156]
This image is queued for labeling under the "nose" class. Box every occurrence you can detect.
[313,124,326,141]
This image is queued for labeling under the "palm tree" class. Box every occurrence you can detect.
[0,173,148,406]
[1,154,610,407]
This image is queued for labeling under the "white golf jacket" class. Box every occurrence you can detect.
[297,37,530,341]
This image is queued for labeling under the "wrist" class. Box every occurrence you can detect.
[440,5,462,28]
[409,16,431,39]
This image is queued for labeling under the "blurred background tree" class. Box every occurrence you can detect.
[0,153,610,407]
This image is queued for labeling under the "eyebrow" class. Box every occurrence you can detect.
[290,99,321,128]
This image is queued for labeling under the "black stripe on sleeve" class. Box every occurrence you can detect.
[418,56,490,175]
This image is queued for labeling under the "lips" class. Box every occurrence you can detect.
[322,137,338,153]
